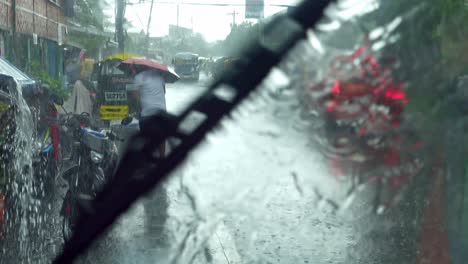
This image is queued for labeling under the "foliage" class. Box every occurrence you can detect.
[434,0,468,76]
[68,0,113,54]
[210,40,225,57]
[176,33,210,56]
[68,31,108,54]
[72,0,111,30]
[28,61,68,100]
[223,22,261,56]
[356,0,445,114]
[366,0,468,119]
[145,33,212,58]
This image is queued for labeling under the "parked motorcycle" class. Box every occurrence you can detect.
[59,112,119,241]
[28,85,63,204]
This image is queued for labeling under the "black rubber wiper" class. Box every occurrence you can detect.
[54,0,335,262]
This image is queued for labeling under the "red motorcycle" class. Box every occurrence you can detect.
[26,85,63,203]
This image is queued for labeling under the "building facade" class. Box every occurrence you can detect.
[0,0,67,78]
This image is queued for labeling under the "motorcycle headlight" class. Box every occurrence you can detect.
[90,150,104,164]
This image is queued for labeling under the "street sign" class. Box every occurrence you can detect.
[245,0,264,19]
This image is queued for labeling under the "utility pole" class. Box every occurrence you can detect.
[10,0,18,65]
[226,10,238,28]
[190,16,193,32]
[176,4,179,36]
[116,0,125,53]
[144,0,155,56]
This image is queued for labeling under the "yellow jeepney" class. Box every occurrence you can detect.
[96,53,140,121]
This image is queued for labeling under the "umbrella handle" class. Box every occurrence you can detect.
[130,64,137,76]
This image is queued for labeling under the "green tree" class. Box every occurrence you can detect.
[363,0,446,112]
[71,0,110,31]
[434,0,468,76]
[176,33,210,56]
[223,21,261,56]
[155,33,211,58]
[68,0,114,52]
[28,61,69,100]
[210,40,224,57]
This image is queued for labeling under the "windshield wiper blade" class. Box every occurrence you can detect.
[54,0,334,262]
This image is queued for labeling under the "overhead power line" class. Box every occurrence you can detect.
[125,1,294,7]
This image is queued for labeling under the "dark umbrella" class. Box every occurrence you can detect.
[118,57,180,83]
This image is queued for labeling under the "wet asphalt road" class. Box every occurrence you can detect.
[5,73,425,263]
[70,74,420,264]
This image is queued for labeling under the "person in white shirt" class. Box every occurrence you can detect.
[133,69,166,157]
[134,69,166,116]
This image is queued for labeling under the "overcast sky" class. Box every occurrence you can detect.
[105,0,299,42]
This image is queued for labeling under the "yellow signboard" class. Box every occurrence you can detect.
[99,105,129,120]
[105,53,140,61]
[174,57,197,65]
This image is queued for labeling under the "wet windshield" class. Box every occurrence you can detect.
[0,0,467,263]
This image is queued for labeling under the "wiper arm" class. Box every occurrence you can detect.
[54,0,334,262]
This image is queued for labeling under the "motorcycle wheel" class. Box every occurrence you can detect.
[62,193,77,242]
[62,215,74,242]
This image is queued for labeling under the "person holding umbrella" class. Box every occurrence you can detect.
[119,57,180,158]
